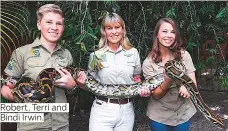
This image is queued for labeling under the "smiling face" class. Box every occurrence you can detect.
[37,12,64,45]
[157,22,176,48]
[104,21,124,45]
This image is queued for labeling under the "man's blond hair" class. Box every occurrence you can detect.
[36,4,63,22]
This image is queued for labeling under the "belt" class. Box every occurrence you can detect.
[96,96,132,104]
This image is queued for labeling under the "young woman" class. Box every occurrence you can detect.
[140,18,197,131]
[87,12,141,131]
[1,4,86,131]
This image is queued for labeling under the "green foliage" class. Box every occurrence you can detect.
[218,76,228,88]
[216,7,228,23]
[1,1,228,110]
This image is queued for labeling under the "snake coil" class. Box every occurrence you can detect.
[0,60,224,128]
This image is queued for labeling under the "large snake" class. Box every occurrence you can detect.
[164,60,224,128]
[0,60,224,128]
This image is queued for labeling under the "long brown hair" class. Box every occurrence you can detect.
[98,12,133,50]
[149,18,183,63]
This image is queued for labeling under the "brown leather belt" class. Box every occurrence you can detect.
[96,96,132,104]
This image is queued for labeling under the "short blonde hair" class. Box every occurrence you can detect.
[98,12,133,50]
[36,4,63,22]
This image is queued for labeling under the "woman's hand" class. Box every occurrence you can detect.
[133,74,141,83]
[54,68,76,89]
[179,86,190,98]
[138,86,151,97]
[75,71,87,87]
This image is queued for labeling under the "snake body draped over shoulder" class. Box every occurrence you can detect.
[0,60,224,128]
[165,60,224,128]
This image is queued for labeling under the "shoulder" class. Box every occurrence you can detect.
[181,49,192,59]
[62,48,71,54]
[14,43,34,54]
[129,47,138,52]
[89,50,104,58]
[143,56,154,67]
[125,47,139,56]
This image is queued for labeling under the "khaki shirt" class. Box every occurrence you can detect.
[142,50,196,126]
[88,46,141,88]
[5,38,73,131]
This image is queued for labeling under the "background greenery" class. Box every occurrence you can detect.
[1,1,228,112]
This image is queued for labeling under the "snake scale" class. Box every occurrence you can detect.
[1,60,224,128]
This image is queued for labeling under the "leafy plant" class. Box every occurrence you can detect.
[1,1,227,109]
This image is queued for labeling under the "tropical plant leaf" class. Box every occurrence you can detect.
[216,7,228,23]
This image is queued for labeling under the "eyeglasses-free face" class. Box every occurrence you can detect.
[37,12,64,45]
[157,22,176,48]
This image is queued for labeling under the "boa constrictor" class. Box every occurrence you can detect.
[0,60,224,128]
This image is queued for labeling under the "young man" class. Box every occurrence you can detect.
[1,4,86,131]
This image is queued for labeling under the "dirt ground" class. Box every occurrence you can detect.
[69,90,228,131]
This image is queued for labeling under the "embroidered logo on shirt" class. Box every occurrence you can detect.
[7,58,15,70]
[30,49,40,56]
[124,53,133,57]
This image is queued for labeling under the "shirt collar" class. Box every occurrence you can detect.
[31,38,62,51]
[102,45,125,53]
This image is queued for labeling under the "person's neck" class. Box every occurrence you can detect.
[160,47,172,62]
[40,38,57,53]
[109,43,120,52]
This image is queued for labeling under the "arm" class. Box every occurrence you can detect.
[1,49,24,101]
[178,72,197,98]
[151,78,173,100]
[1,85,15,101]
[142,57,174,99]
[54,50,86,89]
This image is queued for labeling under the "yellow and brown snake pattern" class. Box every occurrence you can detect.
[0,60,224,128]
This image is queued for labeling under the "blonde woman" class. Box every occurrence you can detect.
[87,12,141,131]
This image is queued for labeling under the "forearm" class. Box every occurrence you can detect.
[151,79,173,100]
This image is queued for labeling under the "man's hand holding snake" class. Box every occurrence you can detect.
[54,68,76,89]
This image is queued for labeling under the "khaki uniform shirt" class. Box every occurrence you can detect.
[88,46,141,88]
[5,38,73,131]
[142,50,197,126]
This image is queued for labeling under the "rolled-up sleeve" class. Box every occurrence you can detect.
[182,50,196,74]
[142,57,157,80]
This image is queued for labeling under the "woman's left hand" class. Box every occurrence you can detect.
[54,68,76,89]
[138,86,151,97]
[133,74,141,83]
[179,86,190,98]
[75,71,87,88]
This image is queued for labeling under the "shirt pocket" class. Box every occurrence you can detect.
[26,56,48,68]
[124,54,135,67]
[124,58,135,75]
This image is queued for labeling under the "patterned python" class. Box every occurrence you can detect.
[0,60,224,128]
[165,60,224,128]
[1,68,163,103]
